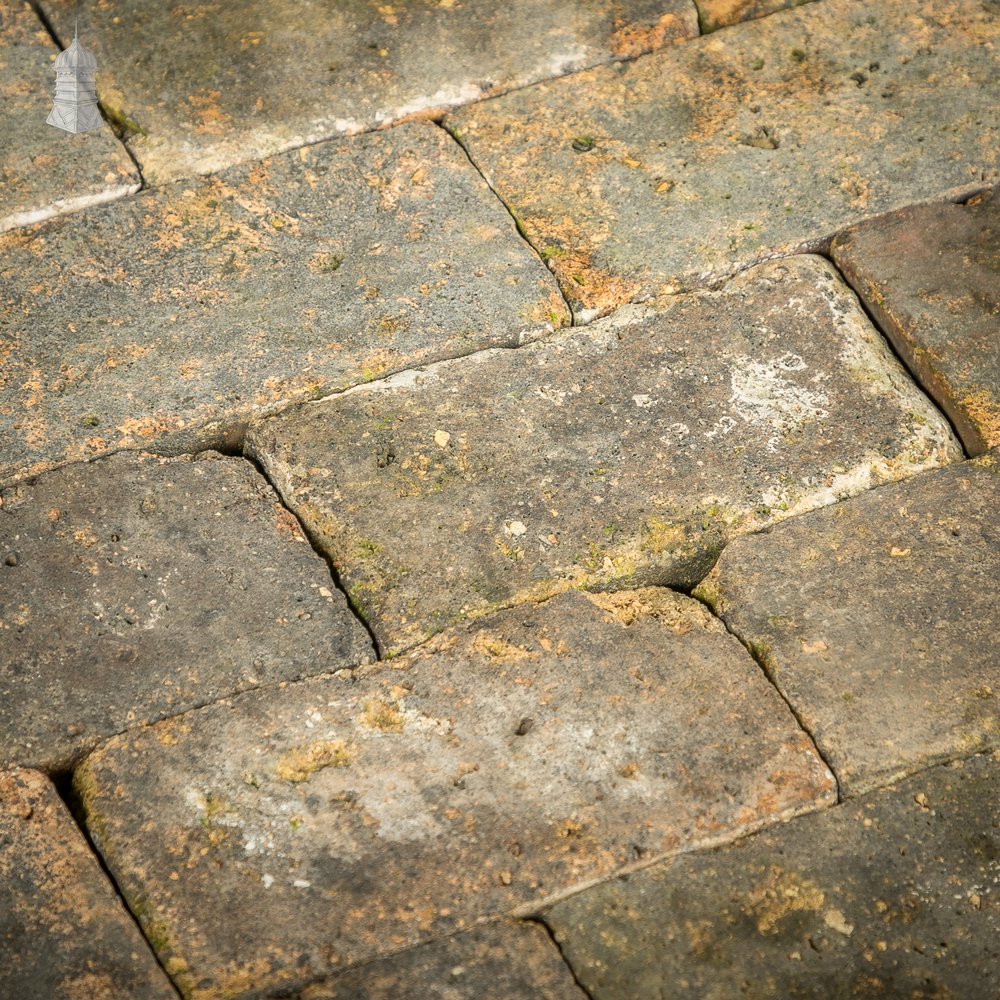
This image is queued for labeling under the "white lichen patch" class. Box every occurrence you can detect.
[728,354,830,453]
[379,82,484,125]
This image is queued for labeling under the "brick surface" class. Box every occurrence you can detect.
[832,190,1000,456]
[247,255,960,653]
[42,0,697,185]
[695,452,1000,796]
[74,588,833,999]
[0,123,567,487]
[291,921,586,1000]
[696,0,818,33]
[0,1,139,233]
[544,752,1000,1000]
[1,451,373,771]
[0,768,176,1000]
[449,0,1000,319]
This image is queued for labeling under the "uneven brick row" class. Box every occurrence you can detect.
[38,0,699,186]
[450,0,1000,318]
[247,255,959,653]
[73,588,833,998]
[0,123,567,487]
[546,753,1000,1000]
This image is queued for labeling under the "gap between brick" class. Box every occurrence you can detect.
[17,8,709,200]
[530,917,597,1000]
[687,587,843,805]
[208,443,385,659]
[26,1,148,190]
[818,246,972,461]
[435,120,578,326]
[48,769,185,1000]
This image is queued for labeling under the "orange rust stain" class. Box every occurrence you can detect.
[610,12,691,59]
[699,0,809,31]
[959,389,1000,449]
[533,213,643,315]
[115,414,187,443]
[273,504,307,543]
[187,89,231,137]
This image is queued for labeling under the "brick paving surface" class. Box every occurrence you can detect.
[0,451,373,771]
[696,451,1000,795]
[293,922,588,1000]
[0,1,140,234]
[544,752,1000,999]
[247,255,958,652]
[1,0,998,996]
[0,123,567,487]
[0,768,176,1000]
[832,190,1000,455]
[449,0,1000,318]
[41,0,698,185]
[74,589,832,997]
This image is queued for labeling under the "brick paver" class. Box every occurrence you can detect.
[0,122,567,487]
[291,922,587,1000]
[449,0,1000,318]
[73,588,832,998]
[1,451,373,771]
[544,752,1000,1000]
[248,255,959,652]
[0,0,139,233]
[832,190,1000,455]
[41,0,698,185]
[695,452,1000,795]
[0,768,176,1000]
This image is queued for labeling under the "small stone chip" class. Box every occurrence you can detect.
[824,908,854,936]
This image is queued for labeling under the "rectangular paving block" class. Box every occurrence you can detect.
[1,450,373,771]
[73,588,834,999]
[0,122,568,487]
[0,1,139,233]
[291,921,586,1000]
[449,0,1000,319]
[43,0,698,185]
[0,768,177,1000]
[544,752,1000,1000]
[694,452,1000,796]
[832,189,1000,456]
[247,254,960,653]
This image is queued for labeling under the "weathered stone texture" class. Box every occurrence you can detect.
[293,922,587,1000]
[248,255,960,652]
[74,588,833,999]
[1,451,373,771]
[832,190,1000,456]
[544,752,1000,1000]
[696,0,818,33]
[42,0,698,185]
[449,0,1000,318]
[0,768,177,1000]
[695,452,1000,796]
[0,1,139,233]
[0,123,567,487]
